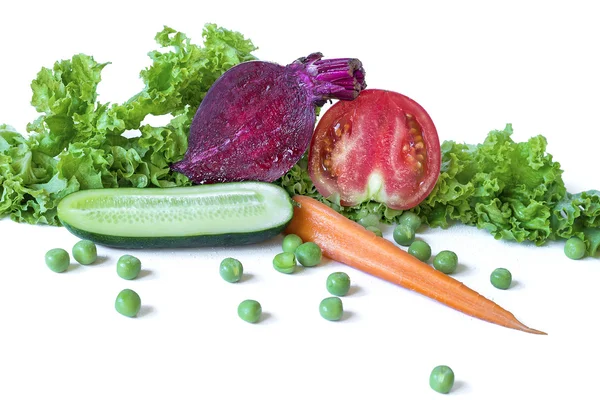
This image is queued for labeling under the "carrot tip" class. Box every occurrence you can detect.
[525,327,548,335]
[515,321,547,335]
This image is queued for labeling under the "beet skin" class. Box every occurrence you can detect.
[170,53,366,184]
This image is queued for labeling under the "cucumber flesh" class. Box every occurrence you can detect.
[57,182,294,248]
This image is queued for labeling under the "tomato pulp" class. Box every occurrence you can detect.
[308,89,441,210]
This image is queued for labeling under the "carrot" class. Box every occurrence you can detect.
[285,195,546,335]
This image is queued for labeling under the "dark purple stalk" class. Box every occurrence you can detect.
[290,52,366,105]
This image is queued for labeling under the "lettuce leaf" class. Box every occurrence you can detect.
[414,124,568,245]
[0,24,257,226]
[277,124,600,256]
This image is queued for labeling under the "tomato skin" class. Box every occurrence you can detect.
[308,89,441,210]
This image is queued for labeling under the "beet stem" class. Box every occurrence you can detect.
[289,53,367,105]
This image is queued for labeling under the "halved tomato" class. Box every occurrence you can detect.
[308,89,441,210]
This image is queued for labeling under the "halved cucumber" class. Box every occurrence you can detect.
[57,182,293,249]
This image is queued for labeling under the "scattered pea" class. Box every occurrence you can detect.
[564,237,586,260]
[282,234,303,253]
[45,248,70,273]
[326,272,351,296]
[393,224,415,246]
[433,250,458,274]
[295,242,322,267]
[357,213,380,228]
[117,255,142,280]
[115,289,141,318]
[273,252,296,274]
[490,267,512,290]
[219,257,244,283]
[319,297,343,321]
[238,299,262,323]
[72,240,97,265]
[399,211,422,231]
[366,225,383,237]
[408,240,432,262]
[429,365,455,394]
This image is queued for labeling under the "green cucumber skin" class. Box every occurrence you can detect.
[62,221,290,249]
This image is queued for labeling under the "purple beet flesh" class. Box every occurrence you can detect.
[170,53,366,184]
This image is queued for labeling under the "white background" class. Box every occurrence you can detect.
[1,1,599,399]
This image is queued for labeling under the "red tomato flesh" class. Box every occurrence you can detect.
[308,89,441,210]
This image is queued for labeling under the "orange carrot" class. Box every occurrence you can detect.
[285,195,546,335]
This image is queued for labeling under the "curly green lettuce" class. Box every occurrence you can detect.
[277,124,599,256]
[0,24,257,225]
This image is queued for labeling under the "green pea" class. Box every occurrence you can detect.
[408,240,432,262]
[282,234,303,253]
[433,250,458,274]
[72,240,97,265]
[326,272,351,296]
[366,225,383,237]
[273,252,296,274]
[115,289,141,318]
[45,248,70,273]
[354,209,371,220]
[357,213,380,228]
[399,211,421,231]
[393,224,415,246]
[319,297,343,321]
[295,242,322,267]
[238,299,262,323]
[564,237,586,260]
[117,255,142,280]
[490,267,512,290]
[429,365,455,394]
[219,257,243,283]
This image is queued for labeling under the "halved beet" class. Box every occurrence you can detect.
[170,53,366,183]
